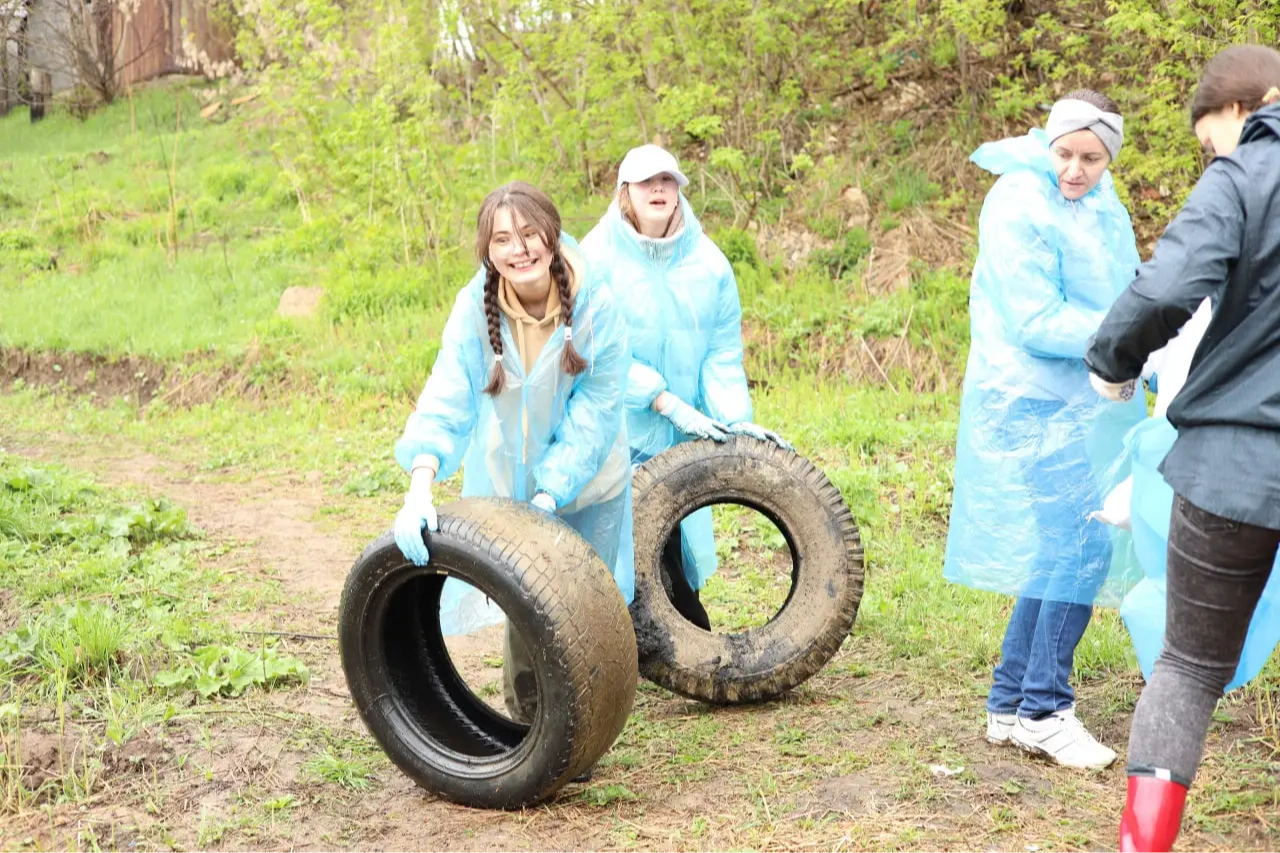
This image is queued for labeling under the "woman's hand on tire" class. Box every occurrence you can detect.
[531,492,557,514]
[394,471,438,566]
[655,393,729,442]
[728,421,793,451]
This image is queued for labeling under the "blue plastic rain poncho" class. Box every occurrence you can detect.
[580,197,753,590]
[395,236,634,634]
[1103,302,1280,691]
[943,130,1147,605]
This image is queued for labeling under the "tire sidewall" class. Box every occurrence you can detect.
[631,438,863,702]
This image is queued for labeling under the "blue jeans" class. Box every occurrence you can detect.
[987,397,1106,718]
[987,595,1093,717]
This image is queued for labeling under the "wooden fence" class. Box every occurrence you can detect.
[2,0,235,111]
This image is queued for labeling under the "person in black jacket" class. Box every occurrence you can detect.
[1084,44,1280,853]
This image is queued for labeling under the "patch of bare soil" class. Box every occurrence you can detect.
[2,348,168,406]
[803,771,899,817]
[6,731,65,792]
[0,347,281,409]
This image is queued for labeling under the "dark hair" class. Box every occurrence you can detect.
[1190,45,1280,127]
[474,182,587,396]
[1062,88,1121,116]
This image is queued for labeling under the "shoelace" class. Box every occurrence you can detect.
[1057,712,1101,747]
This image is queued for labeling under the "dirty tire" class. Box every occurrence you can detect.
[339,497,638,809]
[631,437,863,703]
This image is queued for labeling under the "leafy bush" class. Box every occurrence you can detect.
[714,227,761,270]
[225,0,1279,242]
[810,228,872,281]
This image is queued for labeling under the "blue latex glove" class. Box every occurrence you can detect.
[394,471,438,566]
[728,421,793,451]
[531,492,556,513]
[656,394,729,442]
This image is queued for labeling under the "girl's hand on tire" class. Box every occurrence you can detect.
[655,393,729,442]
[728,421,793,451]
[395,470,438,566]
[531,492,556,514]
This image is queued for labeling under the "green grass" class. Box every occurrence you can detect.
[5,83,1280,852]
[302,749,375,792]
[884,166,942,212]
[0,454,310,813]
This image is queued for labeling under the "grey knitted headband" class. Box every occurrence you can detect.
[1046,98,1124,161]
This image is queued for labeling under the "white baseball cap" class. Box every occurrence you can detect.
[616,144,689,189]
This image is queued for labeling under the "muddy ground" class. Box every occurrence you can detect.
[1,429,1277,851]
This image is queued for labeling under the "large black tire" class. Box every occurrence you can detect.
[631,437,864,703]
[338,497,637,809]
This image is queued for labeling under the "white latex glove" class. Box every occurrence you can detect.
[394,468,438,566]
[1089,372,1136,403]
[654,393,729,442]
[1091,476,1133,532]
[728,421,794,451]
[531,492,556,513]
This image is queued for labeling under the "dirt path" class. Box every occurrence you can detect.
[11,437,355,610]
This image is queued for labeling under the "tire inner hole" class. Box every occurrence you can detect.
[379,572,531,757]
[661,502,799,633]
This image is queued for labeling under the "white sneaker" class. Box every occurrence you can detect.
[1010,709,1117,770]
[986,712,1016,745]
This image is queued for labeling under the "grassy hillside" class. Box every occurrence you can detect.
[2,5,1280,846]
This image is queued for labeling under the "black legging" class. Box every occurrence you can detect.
[662,530,711,630]
[1127,494,1280,785]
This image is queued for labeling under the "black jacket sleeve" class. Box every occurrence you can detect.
[1085,160,1246,382]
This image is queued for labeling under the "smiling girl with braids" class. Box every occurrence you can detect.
[392,181,633,724]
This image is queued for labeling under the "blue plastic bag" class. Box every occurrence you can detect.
[1120,417,1280,690]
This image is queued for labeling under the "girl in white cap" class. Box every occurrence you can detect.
[581,144,789,628]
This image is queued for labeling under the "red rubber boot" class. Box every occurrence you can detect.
[1119,775,1188,852]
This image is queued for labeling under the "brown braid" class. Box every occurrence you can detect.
[551,250,587,376]
[481,263,506,395]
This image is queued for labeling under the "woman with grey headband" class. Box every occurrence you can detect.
[943,90,1145,769]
